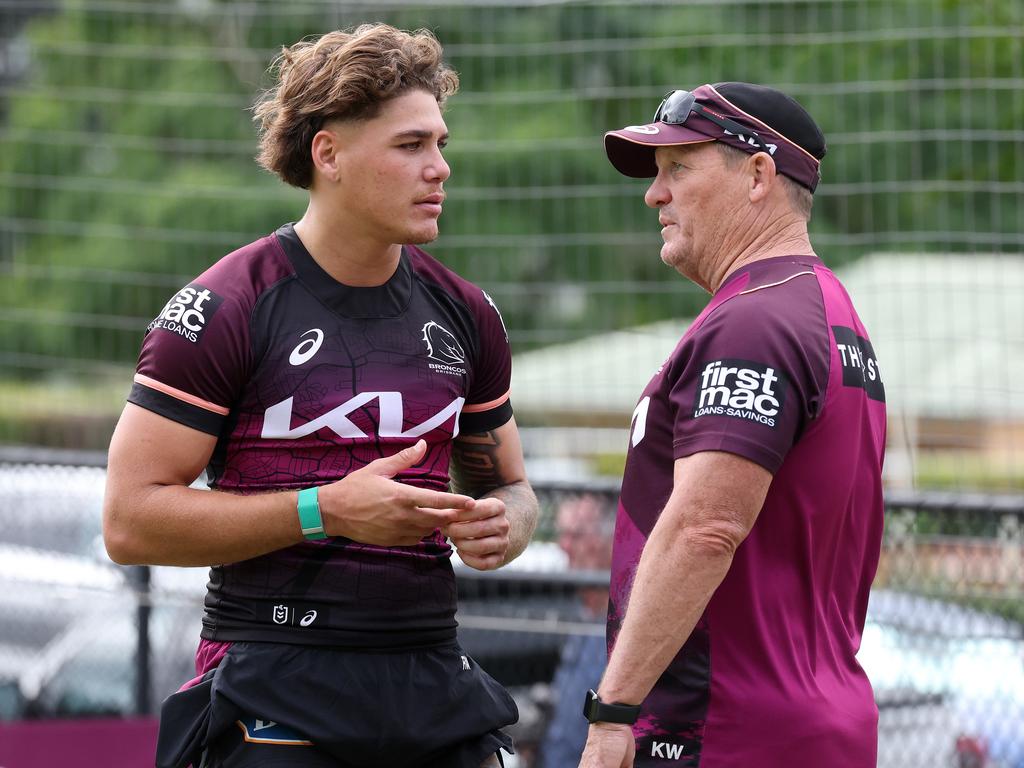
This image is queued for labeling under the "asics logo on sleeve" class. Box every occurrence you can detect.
[289,328,325,366]
[693,359,787,428]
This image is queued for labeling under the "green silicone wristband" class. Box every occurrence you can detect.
[297,487,327,540]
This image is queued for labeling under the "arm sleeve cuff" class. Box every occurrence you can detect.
[128,381,225,436]
[673,433,784,474]
[458,399,513,435]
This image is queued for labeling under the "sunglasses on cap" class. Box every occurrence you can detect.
[653,90,771,154]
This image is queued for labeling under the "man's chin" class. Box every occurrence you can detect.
[404,224,440,246]
[659,244,679,268]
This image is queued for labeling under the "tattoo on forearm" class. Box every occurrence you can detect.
[450,430,503,495]
[451,429,539,565]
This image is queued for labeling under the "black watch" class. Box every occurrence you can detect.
[582,688,641,725]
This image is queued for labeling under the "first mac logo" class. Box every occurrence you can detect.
[149,283,224,344]
[693,358,786,428]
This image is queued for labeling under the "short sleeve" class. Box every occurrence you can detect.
[128,280,252,435]
[458,289,513,435]
[668,292,828,473]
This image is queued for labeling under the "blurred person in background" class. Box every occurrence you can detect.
[576,83,886,767]
[102,23,537,768]
[536,494,614,768]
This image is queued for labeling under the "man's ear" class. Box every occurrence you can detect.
[310,128,342,184]
[747,152,777,203]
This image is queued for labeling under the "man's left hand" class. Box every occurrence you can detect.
[577,722,636,768]
[443,497,510,570]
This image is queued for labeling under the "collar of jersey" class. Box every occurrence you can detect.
[275,223,414,319]
[717,253,823,295]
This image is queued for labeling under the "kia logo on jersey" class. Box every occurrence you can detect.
[421,321,466,365]
[692,358,787,428]
[261,392,467,440]
[149,283,224,344]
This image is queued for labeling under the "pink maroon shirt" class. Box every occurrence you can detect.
[130,225,513,652]
[611,255,886,767]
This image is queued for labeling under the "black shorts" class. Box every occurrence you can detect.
[155,641,517,768]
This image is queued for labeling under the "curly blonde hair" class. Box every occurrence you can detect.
[253,24,459,189]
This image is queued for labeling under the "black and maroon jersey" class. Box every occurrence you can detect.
[614,256,886,766]
[128,225,513,649]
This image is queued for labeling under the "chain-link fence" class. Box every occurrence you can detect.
[1,0,1023,489]
[1,458,1022,766]
[2,1,1024,766]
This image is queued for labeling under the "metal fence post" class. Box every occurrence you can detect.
[131,565,152,716]
[998,513,1023,599]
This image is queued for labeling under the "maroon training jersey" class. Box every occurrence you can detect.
[612,255,886,767]
[129,225,513,649]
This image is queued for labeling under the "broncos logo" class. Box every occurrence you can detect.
[421,321,466,365]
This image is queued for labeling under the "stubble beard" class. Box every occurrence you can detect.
[660,237,689,273]
[661,238,705,288]
[404,218,441,246]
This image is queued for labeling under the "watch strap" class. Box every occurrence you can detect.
[583,688,641,725]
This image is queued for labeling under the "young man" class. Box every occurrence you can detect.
[577,83,886,767]
[102,24,538,768]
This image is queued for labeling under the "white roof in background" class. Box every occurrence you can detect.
[842,253,1024,419]
[512,319,685,420]
[511,253,1024,421]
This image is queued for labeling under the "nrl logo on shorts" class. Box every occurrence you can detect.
[421,321,467,374]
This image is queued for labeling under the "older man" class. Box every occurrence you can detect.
[577,83,886,767]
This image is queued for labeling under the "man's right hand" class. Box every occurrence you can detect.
[319,439,476,546]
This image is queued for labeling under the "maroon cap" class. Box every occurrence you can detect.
[604,83,825,192]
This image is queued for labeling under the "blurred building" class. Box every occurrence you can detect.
[513,255,1024,492]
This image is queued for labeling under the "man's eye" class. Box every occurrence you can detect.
[438,140,448,151]
[400,142,421,151]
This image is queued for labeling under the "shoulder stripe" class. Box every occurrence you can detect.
[133,374,230,415]
[462,390,510,413]
[739,270,815,296]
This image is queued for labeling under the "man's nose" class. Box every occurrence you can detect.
[427,149,450,182]
[645,175,670,208]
